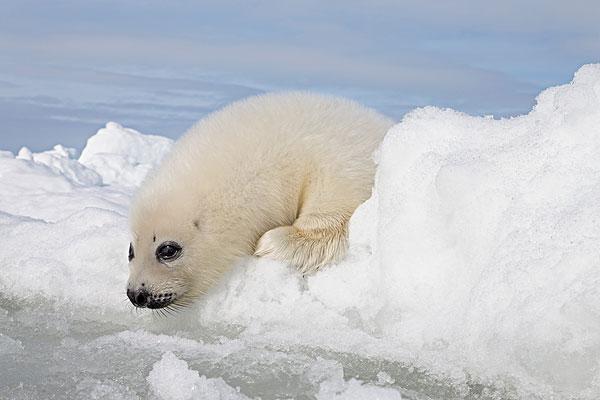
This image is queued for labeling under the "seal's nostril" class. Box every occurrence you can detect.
[135,290,148,306]
[127,288,150,307]
[127,289,175,309]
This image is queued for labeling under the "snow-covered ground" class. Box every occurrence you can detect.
[1,64,600,400]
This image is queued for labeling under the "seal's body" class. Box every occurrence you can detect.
[127,92,393,309]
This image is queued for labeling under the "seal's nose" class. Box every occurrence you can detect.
[127,288,149,307]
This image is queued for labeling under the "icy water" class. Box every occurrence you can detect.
[0,297,514,400]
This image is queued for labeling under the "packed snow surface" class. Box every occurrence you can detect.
[1,65,600,399]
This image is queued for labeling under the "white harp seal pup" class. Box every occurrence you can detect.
[126,92,393,309]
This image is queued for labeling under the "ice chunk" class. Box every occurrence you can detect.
[377,371,395,385]
[0,333,24,355]
[308,358,402,400]
[75,378,140,400]
[317,378,403,400]
[147,351,249,400]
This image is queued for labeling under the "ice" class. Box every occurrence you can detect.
[147,351,249,400]
[377,371,395,385]
[309,358,402,400]
[1,64,600,399]
[145,351,403,400]
[75,379,140,400]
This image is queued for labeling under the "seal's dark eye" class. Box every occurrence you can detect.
[128,243,134,262]
[156,242,182,262]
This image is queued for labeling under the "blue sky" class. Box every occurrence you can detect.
[0,0,599,152]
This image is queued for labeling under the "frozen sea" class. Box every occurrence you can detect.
[1,65,600,399]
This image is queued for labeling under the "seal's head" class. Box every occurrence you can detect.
[126,171,235,310]
[126,238,185,309]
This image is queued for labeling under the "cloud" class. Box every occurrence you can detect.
[0,0,598,151]
[0,79,18,88]
[0,33,537,97]
[0,70,265,152]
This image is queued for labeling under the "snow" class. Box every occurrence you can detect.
[1,64,600,399]
[79,122,173,187]
[17,144,102,186]
[368,63,600,393]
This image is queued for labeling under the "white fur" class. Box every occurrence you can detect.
[128,92,393,304]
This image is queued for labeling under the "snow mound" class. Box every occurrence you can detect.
[17,144,102,186]
[79,122,173,187]
[363,62,600,393]
[0,207,129,310]
[147,352,249,400]
[0,122,168,310]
